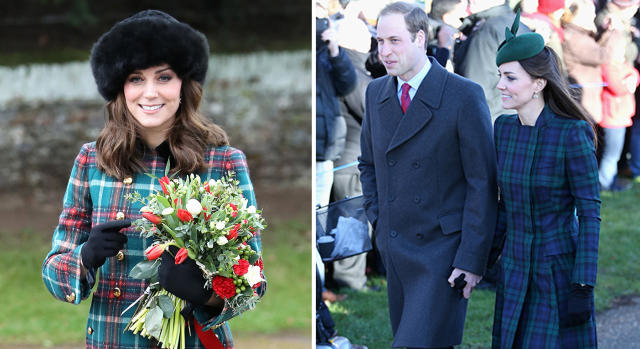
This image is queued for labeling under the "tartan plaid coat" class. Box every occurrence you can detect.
[492,106,600,348]
[42,142,265,348]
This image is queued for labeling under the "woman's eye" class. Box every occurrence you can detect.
[159,74,172,82]
[507,76,515,81]
[128,76,142,83]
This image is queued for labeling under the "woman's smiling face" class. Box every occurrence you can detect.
[123,64,182,134]
[496,61,541,111]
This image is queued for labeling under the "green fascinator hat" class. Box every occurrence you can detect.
[496,10,545,66]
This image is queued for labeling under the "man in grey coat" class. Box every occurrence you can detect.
[456,0,529,122]
[359,2,497,348]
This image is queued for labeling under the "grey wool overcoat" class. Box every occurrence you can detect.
[359,58,498,348]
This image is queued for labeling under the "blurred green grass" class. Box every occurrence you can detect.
[330,185,640,348]
[0,217,310,346]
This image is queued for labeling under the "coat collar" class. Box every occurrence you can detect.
[377,57,448,153]
[533,104,554,128]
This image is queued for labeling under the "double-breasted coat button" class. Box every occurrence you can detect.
[412,162,420,169]
[113,287,121,298]
[116,250,125,261]
[388,195,395,202]
[416,233,424,240]
[388,159,396,166]
[65,292,76,303]
[413,196,420,203]
[87,327,93,335]
[116,212,125,220]
[390,230,398,238]
[123,177,133,185]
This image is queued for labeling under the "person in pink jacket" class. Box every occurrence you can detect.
[599,32,640,191]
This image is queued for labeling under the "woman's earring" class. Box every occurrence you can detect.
[533,92,539,99]
[179,97,182,104]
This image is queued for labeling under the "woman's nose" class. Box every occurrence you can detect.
[143,81,158,98]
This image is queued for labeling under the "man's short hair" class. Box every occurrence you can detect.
[378,1,430,46]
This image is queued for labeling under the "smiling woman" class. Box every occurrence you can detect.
[123,65,183,147]
[41,9,265,349]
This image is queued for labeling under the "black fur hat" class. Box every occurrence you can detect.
[90,9,209,101]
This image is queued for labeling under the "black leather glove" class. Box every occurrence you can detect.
[81,219,131,269]
[158,246,213,306]
[452,273,467,297]
[564,284,593,327]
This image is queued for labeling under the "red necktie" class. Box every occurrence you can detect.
[401,83,411,114]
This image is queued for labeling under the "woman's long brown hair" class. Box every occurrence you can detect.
[519,46,598,148]
[95,79,228,179]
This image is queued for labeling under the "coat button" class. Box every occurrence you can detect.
[123,177,133,185]
[116,212,125,220]
[113,287,121,298]
[87,327,93,335]
[388,159,396,166]
[390,230,398,238]
[65,292,75,303]
[412,162,420,169]
[416,233,424,240]
[388,195,395,202]
[413,196,420,203]
[116,250,125,261]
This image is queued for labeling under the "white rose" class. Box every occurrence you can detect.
[216,236,228,245]
[186,199,202,216]
[244,265,264,287]
[207,240,214,248]
[161,207,174,215]
[140,206,153,213]
[241,198,248,209]
[247,205,257,214]
[215,221,226,230]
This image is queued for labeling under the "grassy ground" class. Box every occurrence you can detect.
[329,185,640,348]
[0,217,311,346]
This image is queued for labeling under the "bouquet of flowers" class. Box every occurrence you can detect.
[123,171,265,349]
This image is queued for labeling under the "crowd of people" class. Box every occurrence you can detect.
[315,0,633,347]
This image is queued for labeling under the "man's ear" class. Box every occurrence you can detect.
[415,29,426,48]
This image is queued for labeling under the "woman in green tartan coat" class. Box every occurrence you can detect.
[42,10,264,348]
[489,15,600,349]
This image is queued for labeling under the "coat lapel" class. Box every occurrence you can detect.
[375,75,403,144]
[386,58,447,154]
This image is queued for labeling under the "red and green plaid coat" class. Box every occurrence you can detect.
[492,106,600,348]
[42,142,265,348]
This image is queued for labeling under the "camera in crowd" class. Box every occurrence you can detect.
[316,17,330,50]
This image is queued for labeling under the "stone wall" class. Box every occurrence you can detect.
[0,51,311,204]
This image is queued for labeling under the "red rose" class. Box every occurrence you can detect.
[226,223,241,240]
[252,282,261,289]
[142,212,162,225]
[145,245,164,260]
[254,258,263,271]
[233,259,250,276]
[204,181,210,193]
[176,209,193,222]
[174,247,189,264]
[159,176,171,195]
[212,276,236,299]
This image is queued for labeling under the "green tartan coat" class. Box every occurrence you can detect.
[42,142,265,348]
[492,106,600,348]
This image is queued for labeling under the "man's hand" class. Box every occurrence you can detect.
[448,268,482,299]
